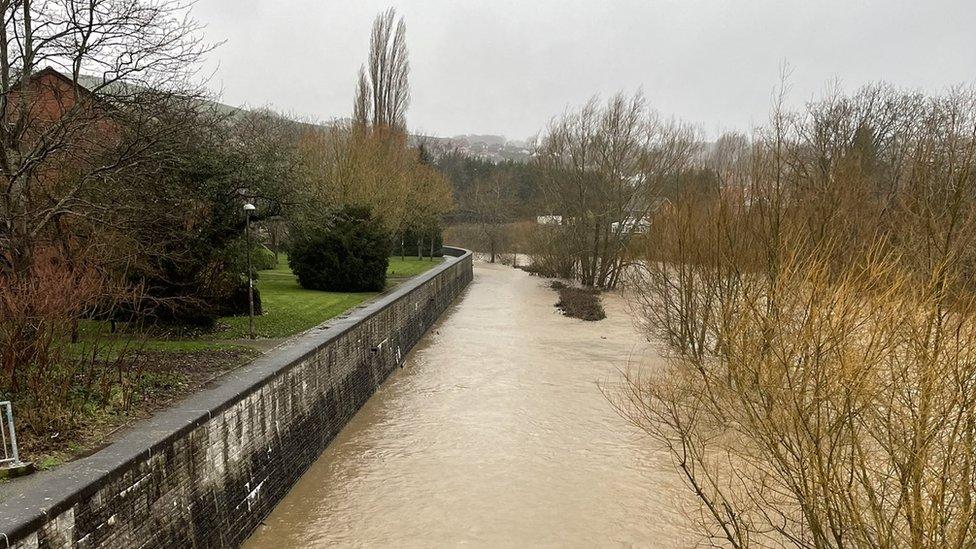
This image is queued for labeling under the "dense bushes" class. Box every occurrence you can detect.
[289,205,391,292]
[111,108,299,327]
[552,282,606,321]
[213,280,262,317]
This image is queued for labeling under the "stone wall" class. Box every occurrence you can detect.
[0,248,473,549]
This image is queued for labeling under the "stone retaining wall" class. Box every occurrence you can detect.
[0,248,473,548]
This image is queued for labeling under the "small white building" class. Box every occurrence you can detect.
[610,217,651,234]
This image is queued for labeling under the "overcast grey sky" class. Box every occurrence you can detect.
[193,0,976,140]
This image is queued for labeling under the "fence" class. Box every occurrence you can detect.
[0,401,21,468]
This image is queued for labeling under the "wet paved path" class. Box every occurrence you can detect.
[245,262,696,547]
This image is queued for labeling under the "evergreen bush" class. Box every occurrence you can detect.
[289,205,391,292]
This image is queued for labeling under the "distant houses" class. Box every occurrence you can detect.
[536,197,671,234]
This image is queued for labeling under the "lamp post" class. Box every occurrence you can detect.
[243,202,256,339]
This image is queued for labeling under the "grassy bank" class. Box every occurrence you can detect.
[21,255,443,472]
[215,254,442,339]
[75,255,444,347]
[214,258,377,339]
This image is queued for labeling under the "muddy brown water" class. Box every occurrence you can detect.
[244,262,698,548]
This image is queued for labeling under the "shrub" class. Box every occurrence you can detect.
[213,278,262,317]
[289,205,391,292]
[252,245,277,271]
[554,286,606,321]
[0,247,141,434]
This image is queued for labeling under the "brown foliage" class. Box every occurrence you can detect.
[295,124,453,237]
[553,284,606,321]
[0,247,142,434]
[615,84,976,547]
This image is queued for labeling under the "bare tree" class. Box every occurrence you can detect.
[353,7,410,131]
[0,0,214,276]
[472,171,514,263]
[534,91,698,288]
[614,84,976,548]
[294,122,453,251]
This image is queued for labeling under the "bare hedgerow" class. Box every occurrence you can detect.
[0,246,144,435]
[613,84,976,548]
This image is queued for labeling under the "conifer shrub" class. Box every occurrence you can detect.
[289,205,391,292]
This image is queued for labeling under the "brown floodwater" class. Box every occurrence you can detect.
[244,262,697,548]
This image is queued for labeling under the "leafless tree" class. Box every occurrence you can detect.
[472,171,514,263]
[614,83,976,548]
[0,0,214,276]
[534,91,699,288]
[294,122,453,249]
[353,7,409,131]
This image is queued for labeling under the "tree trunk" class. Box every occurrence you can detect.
[270,223,279,264]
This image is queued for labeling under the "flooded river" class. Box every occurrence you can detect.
[245,262,696,547]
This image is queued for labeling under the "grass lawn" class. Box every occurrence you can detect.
[213,260,376,339]
[24,254,444,471]
[212,254,443,339]
[73,254,445,349]
[387,255,444,278]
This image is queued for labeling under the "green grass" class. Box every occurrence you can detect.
[68,327,244,359]
[70,320,237,356]
[387,255,444,278]
[212,259,375,339]
[212,255,442,339]
[71,254,445,347]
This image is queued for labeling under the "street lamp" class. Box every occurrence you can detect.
[243,202,257,340]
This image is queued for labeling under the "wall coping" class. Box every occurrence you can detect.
[0,247,472,547]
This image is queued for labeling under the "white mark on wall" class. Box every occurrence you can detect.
[118,474,149,499]
[236,478,266,513]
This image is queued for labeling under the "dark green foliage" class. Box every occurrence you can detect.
[435,151,541,222]
[214,282,262,317]
[431,228,444,257]
[289,205,391,292]
[399,224,444,257]
[252,246,277,271]
[121,143,251,325]
[117,108,299,326]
